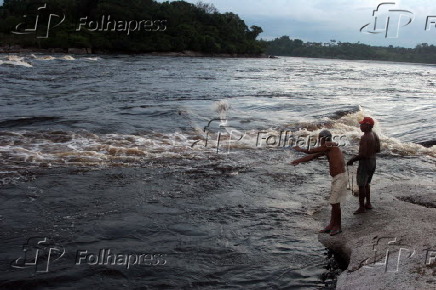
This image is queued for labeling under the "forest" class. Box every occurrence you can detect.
[0,0,264,54]
[2,0,436,64]
[265,36,436,64]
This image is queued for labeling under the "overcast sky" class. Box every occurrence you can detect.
[3,0,436,47]
[161,0,436,48]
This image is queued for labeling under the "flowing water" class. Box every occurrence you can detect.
[0,54,435,289]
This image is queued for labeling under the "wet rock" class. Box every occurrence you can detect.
[316,182,436,290]
[67,48,90,54]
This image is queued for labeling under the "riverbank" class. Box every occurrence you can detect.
[0,46,273,58]
[316,180,436,289]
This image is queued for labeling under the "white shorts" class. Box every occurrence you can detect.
[329,172,348,204]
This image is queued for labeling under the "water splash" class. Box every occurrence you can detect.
[1,55,33,67]
[214,100,230,121]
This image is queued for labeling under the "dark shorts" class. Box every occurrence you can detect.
[357,159,376,186]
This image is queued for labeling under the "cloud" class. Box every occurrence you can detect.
[183,0,380,39]
[201,0,374,23]
[202,0,436,47]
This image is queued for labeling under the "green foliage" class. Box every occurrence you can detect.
[0,0,264,54]
[266,36,436,64]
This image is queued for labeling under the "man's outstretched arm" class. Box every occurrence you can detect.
[291,152,324,166]
[294,144,331,154]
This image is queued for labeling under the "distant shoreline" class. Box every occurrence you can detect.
[5,46,436,65]
[0,46,274,58]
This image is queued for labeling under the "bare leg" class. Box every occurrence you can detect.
[320,205,334,232]
[330,203,342,235]
[328,205,334,228]
[365,185,373,209]
[331,203,341,230]
[354,186,366,214]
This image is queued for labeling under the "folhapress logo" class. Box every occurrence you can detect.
[10,238,168,275]
[75,249,167,269]
[10,2,167,38]
[360,2,436,37]
[360,2,414,38]
[361,237,415,272]
[11,237,66,273]
[11,3,66,39]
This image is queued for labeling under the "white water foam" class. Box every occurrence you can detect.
[31,54,56,60]
[59,55,75,60]
[0,107,434,171]
[1,55,33,67]
[84,57,101,61]
[329,109,436,157]
[1,54,91,67]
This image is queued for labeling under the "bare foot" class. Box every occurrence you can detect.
[329,228,342,236]
[353,208,366,214]
[319,227,332,233]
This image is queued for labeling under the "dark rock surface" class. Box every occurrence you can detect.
[316,182,436,289]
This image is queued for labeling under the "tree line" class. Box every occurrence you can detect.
[2,0,436,64]
[265,36,436,64]
[0,0,264,54]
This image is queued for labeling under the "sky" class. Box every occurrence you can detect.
[159,0,436,48]
[3,0,436,47]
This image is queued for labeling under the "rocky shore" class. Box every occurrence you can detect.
[0,46,275,58]
[316,181,436,289]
